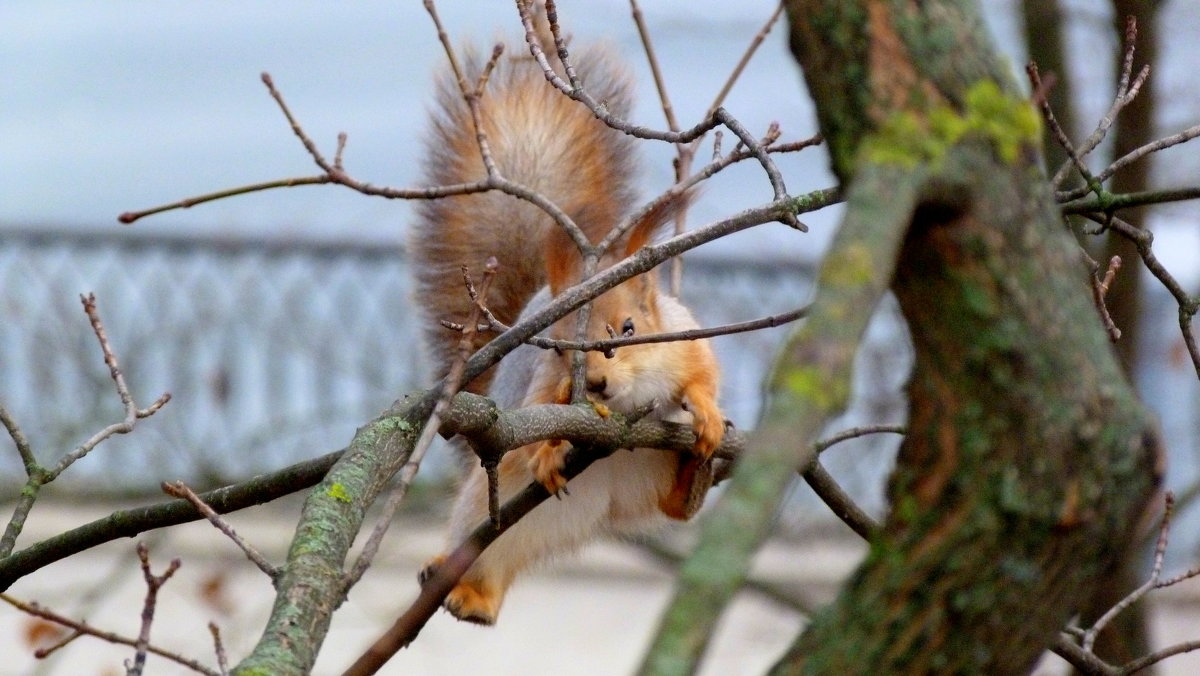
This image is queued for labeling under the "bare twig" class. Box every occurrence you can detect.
[49,294,171,481]
[629,0,680,136]
[1099,123,1200,185]
[344,260,500,591]
[801,462,879,540]
[161,481,279,579]
[802,425,903,540]
[454,304,813,354]
[1090,255,1123,342]
[1118,639,1200,674]
[1081,492,1173,652]
[705,3,784,118]
[633,536,817,617]
[634,0,787,288]
[1060,185,1200,214]
[1050,17,1150,191]
[0,402,35,469]
[1056,492,1200,676]
[333,132,348,171]
[1,295,169,559]
[209,623,229,676]
[33,628,84,658]
[1,592,217,676]
[119,176,333,223]
[1084,213,1200,378]
[1028,62,1101,198]
[129,542,182,676]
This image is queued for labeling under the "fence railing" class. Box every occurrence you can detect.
[2,226,913,506]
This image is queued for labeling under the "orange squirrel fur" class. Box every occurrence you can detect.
[410,37,724,625]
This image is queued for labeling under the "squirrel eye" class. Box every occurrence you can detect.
[621,318,635,337]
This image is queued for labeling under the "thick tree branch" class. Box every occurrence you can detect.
[639,162,921,676]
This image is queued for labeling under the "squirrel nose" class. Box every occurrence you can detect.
[586,376,607,394]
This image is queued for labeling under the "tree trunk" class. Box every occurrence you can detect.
[773,1,1160,672]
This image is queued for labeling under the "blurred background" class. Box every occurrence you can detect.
[2,1,1200,674]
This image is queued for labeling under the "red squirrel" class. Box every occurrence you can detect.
[410,28,724,625]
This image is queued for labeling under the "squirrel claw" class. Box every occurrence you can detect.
[684,392,724,460]
[530,441,569,496]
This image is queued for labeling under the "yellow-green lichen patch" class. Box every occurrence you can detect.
[821,241,876,289]
[326,483,353,503]
[961,79,1041,163]
[861,79,1041,169]
[776,364,849,411]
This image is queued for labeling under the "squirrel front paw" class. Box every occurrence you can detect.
[529,440,569,496]
[686,394,724,459]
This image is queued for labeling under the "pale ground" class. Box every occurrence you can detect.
[3,500,1199,676]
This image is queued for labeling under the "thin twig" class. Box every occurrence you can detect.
[161,481,279,579]
[209,623,229,676]
[1118,639,1200,674]
[1050,17,1149,190]
[119,176,333,223]
[1090,255,1123,342]
[0,593,217,676]
[1028,62,1101,198]
[705,3,784,118]
[1060,185,1200,214]
[33,628,84,658]
[1084,213,1200,378]
[1081,492,1173,652]
[333,132,348,171]
[629,0,680,135]
[0,402,36,470]
[344,260,500,591]
[1,295,169,559]
[802,425,904,539]
[455,304,812,354]
[129,542,182,676]
[1098,123,1200,185]
[48,294,171,480]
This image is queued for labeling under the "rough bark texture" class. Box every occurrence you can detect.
[639,168,914,676]
[773,1,1160,673]
[233,392,434,676]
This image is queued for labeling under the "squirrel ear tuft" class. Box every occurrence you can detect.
[623,189,694,258]
[545,226,581,297]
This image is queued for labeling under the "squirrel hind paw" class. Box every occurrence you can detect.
[444,580,502,625]
[418,555,446,586]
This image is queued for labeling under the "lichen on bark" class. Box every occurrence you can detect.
[768,0,1160,673]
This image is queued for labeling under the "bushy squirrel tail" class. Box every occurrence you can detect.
[410,39,637,393]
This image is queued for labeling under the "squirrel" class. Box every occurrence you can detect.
[409,26,725,626]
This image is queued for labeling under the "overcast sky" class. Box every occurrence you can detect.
[2,1,1198,267]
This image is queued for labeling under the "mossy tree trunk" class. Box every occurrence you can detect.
[772,1,1161,673]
